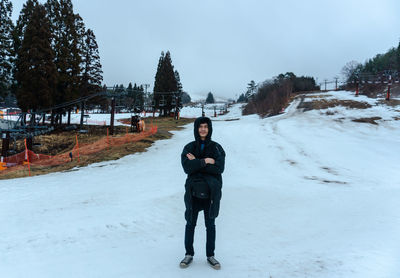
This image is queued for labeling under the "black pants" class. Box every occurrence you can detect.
[184,197,216,257]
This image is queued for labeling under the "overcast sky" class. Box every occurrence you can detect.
[11,0,400,99]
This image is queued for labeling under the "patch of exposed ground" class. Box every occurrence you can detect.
[0,117,194,179]
[351,117,382,125]
[298,97,372,112]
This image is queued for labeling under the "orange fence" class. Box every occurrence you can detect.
[0,125,158,176]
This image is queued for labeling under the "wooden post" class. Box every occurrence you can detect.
[110,97,115,135]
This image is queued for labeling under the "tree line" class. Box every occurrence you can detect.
[241,73,319,117]
[0,0,103,112]
[342,41,400,82]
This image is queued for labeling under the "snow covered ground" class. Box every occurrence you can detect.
[0,102,228,127]
[65,103,227,125]
[1,91,400,278]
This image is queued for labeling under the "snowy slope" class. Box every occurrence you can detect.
[1,91,400,278]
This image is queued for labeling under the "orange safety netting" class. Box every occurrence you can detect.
[0,125,157,174]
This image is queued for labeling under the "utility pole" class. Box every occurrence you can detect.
[324,79,328,91]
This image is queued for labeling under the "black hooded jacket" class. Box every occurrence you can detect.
[181,117,226,220]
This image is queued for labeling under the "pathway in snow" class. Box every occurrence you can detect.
[1,91,400,278]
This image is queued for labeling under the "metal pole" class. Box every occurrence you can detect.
[67,109,71,125]
[110,97,115,135]
[386,75,392,101]
[1,132,10,161]
[80,101,85,128]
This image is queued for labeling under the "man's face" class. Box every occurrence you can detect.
[198,123,208,139]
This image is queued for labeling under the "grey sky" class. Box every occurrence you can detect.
[11,0,400,99]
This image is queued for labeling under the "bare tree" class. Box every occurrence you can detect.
[341,60,362,82]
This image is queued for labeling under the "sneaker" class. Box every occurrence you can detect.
[180,255,193,268]
[207,256,221,269]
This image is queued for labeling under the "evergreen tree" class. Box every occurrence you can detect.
[162,51,178,92]
[206,92,215,104]
[153,51,178,93]
[153,50,179,116]
[175,70,183,92]
[245,80,256,100]
[397,40,400,71]
[13,0,38,59]
[127,82,133,95]
[153,51,164,93]
[81,28,103,96]
[0,0,14,98]
[15,3,58,111]
[11,0,38,96]
[45,0,83,104]
[237,93,247,102]
[181,91,191,104]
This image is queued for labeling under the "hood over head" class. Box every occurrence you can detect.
[194,116,212,143]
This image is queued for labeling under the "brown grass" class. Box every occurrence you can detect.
[377,99,400,107]
[0,117,195,180]
[298,98,372,111]
[352,117,382,125]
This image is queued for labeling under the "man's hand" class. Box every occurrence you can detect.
[205,158,215,164]
[186,153,196,160]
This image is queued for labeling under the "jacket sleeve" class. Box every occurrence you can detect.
[200,144,225,175]
[181,143,206,175]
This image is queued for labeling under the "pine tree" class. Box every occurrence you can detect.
[181,91,191,104]
[245,80,256,100]
[15,3,58,112]
[206,92,215,104]
[237,93,247,102]
[81,28,103,96]
[153,50,179,116]
[45,0,83,104]
[162,51,178,92]
[0,0,14,98]
[153,51,164,93]
[174,70,182,92]
[127,82,133,96]
[11,0,38,97]
[397,40,400,71]
[13,0,38,58]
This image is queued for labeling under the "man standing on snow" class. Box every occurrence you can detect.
[180,116,226,269]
